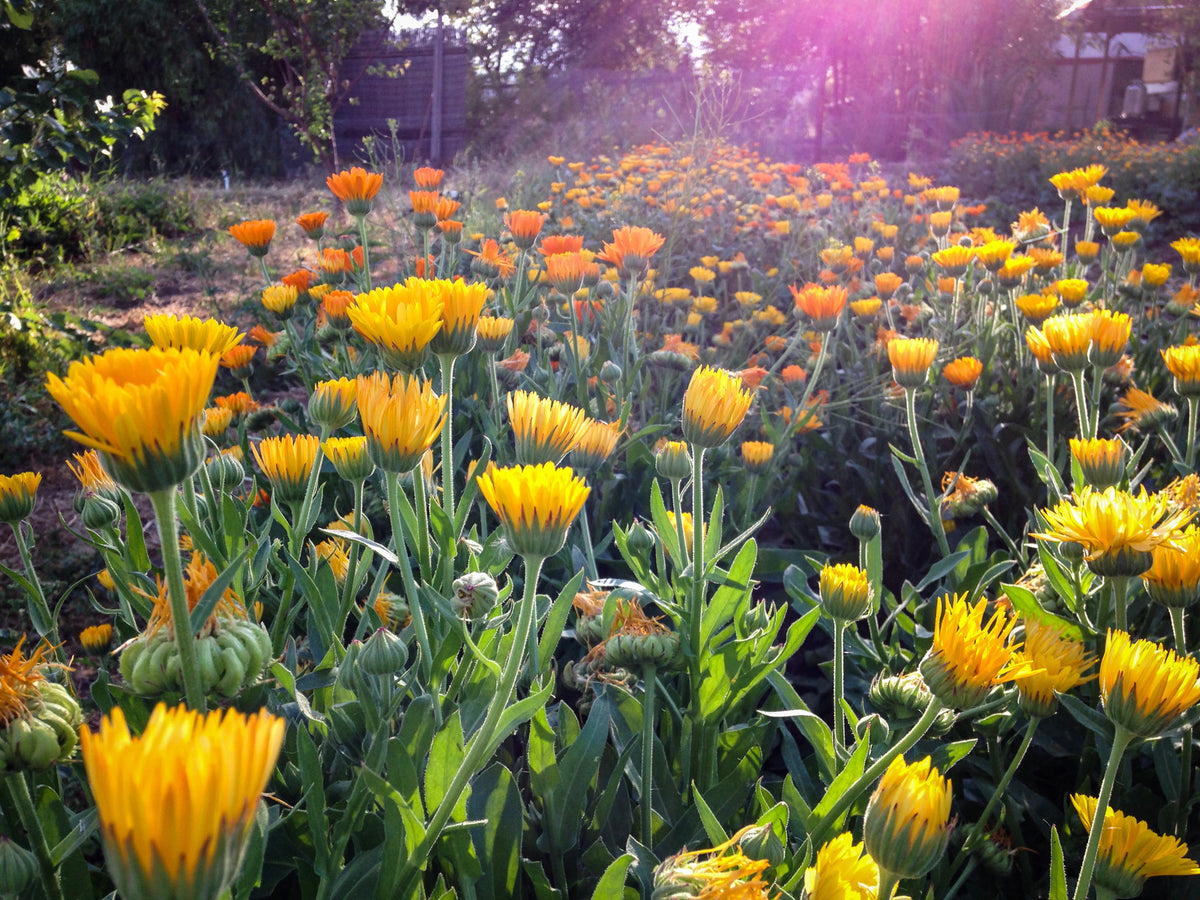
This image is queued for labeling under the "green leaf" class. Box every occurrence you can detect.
[915,550,970,591]
[538,568,586,671]
[425,711,468,818]
[468,763,523,900]
[590,853,635,900]
[692,786,730,847]
[295,723,331,876]
[188,546,251,635]
[1049,826,1067,900]
[1000,583,1084,640]
[810,736,871,829]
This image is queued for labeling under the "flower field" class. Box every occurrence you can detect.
[3,135,1200,899]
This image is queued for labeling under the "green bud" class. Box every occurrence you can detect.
[849,505,881,541]
[452,571,501,619]
[357,628,408,675]
[0,837,37,897]
[82,495,122,531]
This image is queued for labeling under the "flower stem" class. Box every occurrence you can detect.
[1068,369,1092,439]
[387,473,433,683]
[5,773,64,900]
[1185,396,1199,471]
[877,868,902,900]
[8,522,58,652]
[904,387,950,558]
[578,499,598,581]
[1110,576,1128,635]
[832,621,847,765]
[640,664,658,851]
[438,354,457,523]
[1073,725,1134,900]
[357,215,372,292]
[393,554,544,898]
[336,478,368,640]
[148,488,206,711]
[688,447,707,698]
[807,696,945,852]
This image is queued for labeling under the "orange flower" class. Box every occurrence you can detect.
[943,356,983,390]
[789,283,847,332]
[412,166,444,189]
[327,167,383,216]
[295,212,328,239]
[228,220,275,258]
[598,225,665,276]
[467,239,516,280]
[539,234,585,256]
[409,190,440,228]
[504,210,547,250]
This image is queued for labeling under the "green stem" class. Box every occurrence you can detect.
[1067,369,1091,439]
[832,621,846,764]
[1185,396,1199,471]
[1170,605,1187,654]
[793,331,831,422]
[1156,423,1185,469]
[670,477,689,573]
[980,505,1022,562]
[438,354,457,524]
[1111,576,1128,635]
[8,522,58,652]
[5,773,64,900]
[877,868,902,900]
[1045,374,1057,491]
[393,554,545,898]
[336,478,368,640]
[147,489,206,711]
[578,500,598,581]
[257,256,273,288]
[688,447,707,697]
[1073,726,1134,900]
[641,664,658,850]
[904,387,950,558]
[357,215,372,292]
[1179,723,1194,838]
[807,697,945,851]
[387,473,433,683]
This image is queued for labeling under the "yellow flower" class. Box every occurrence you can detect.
[1071,794,1200,899]
[1093,206,1138,236]
[874,272,903,299]
[819,563,873,622]
[1032,487,1191,577]
[682,366,755,449]
[0,472,41,524]
[652,825,773,900]
[1101,629,1200,737]
[322,436,374,483]
[67,449,119,497]
[1040,313,1093,372]
[1075,240,1100,261]
[349,280,445,372]
[1054,278,1090,308]
[428,278,489,357]
[920,594,1023,708]
[144,313,243,356]
[1162,345,1200,397]
[0,638,50,726]
[507,390,589,466]
[1172,236,1200,273]
[942,356,983,391]
[326,166,383,216]
[1016,292,1058,325]
[82,705,284,900]
[1142,263,1171,287]
[1069,437,1128,490]
[850,297,882,317]
[476,315,515,354]
[740,440,774,475]
[46,347,217,494]
[308,378,358,433]
[261,284,299,318]
[887,337,938,389]
[863,755,952,880]
[974,239,1015,272]
[475,462,590,559]
[1010,617,1095,717]
[789,283,847,332]
[804,834,878,900]
[312,537,350,584]
[251,434,320,505]
[569,419,621,473]
[1115,386,1177,434]
[80,623,114,655]
[356,372,447,474]
[1142,525,1200,609]
[1089,309,1131,368]
[931,245,975,277]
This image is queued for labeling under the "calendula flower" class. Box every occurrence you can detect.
[874,272,904,299]
[504,209,547,250]
[145,314,243,356]
[356,372,447,474]
[261,284,299,318]
[942,356,982,391]
[820,563,872,622]
[1010,617,1095,717]
[0,472,41,524]
[220,345,255,379]
[598,225,665,276]
[1041,313,1093,372]
[1115,387,1177,434]
[475,462,590,559]
[228,219,275,257]
[1016,293,1058,325]
[1070,437,1128,489]
[427,278,489,357]
[570,419,621,473]
[888,337,938,389]
[790,283,847,332]
[47,347,217,494]
[1075,240,1100,262]
[1172,237,1200,274]
[1071,794,1200,899]
[322,436,374,483]
[804,833,878,900]
[1142,525,1200,609]
[1162,345,1200,397]
[82,705,284,900]
[508,390,589,465]
[295,211,328,239]
[80,623,114,656]
[251,434,320,505]
[1100,630,1200,737]
[863,755,952,881]
[931,245,975,277]
[308,378,358,433]
[740,440,774,475]
[1032,487,1191,577]
[349,280,446,372]
[682,366,755,449]
[1142,263,1171,287]
[327,167,383,217]
[412,166,443,189]
[974,239,1016,272]
[477,315,514,354]
[1093,206,1138,236]
[920,594,1024,708]
[1090,309,1132,368]
[1054,279,1089,308]
[653,825,773,900]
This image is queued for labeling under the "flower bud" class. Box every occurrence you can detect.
[655,441,692,480]
[849,505,881,541]
[82,495,122,531]
[452,572,501,619]
[357,627,408,675]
